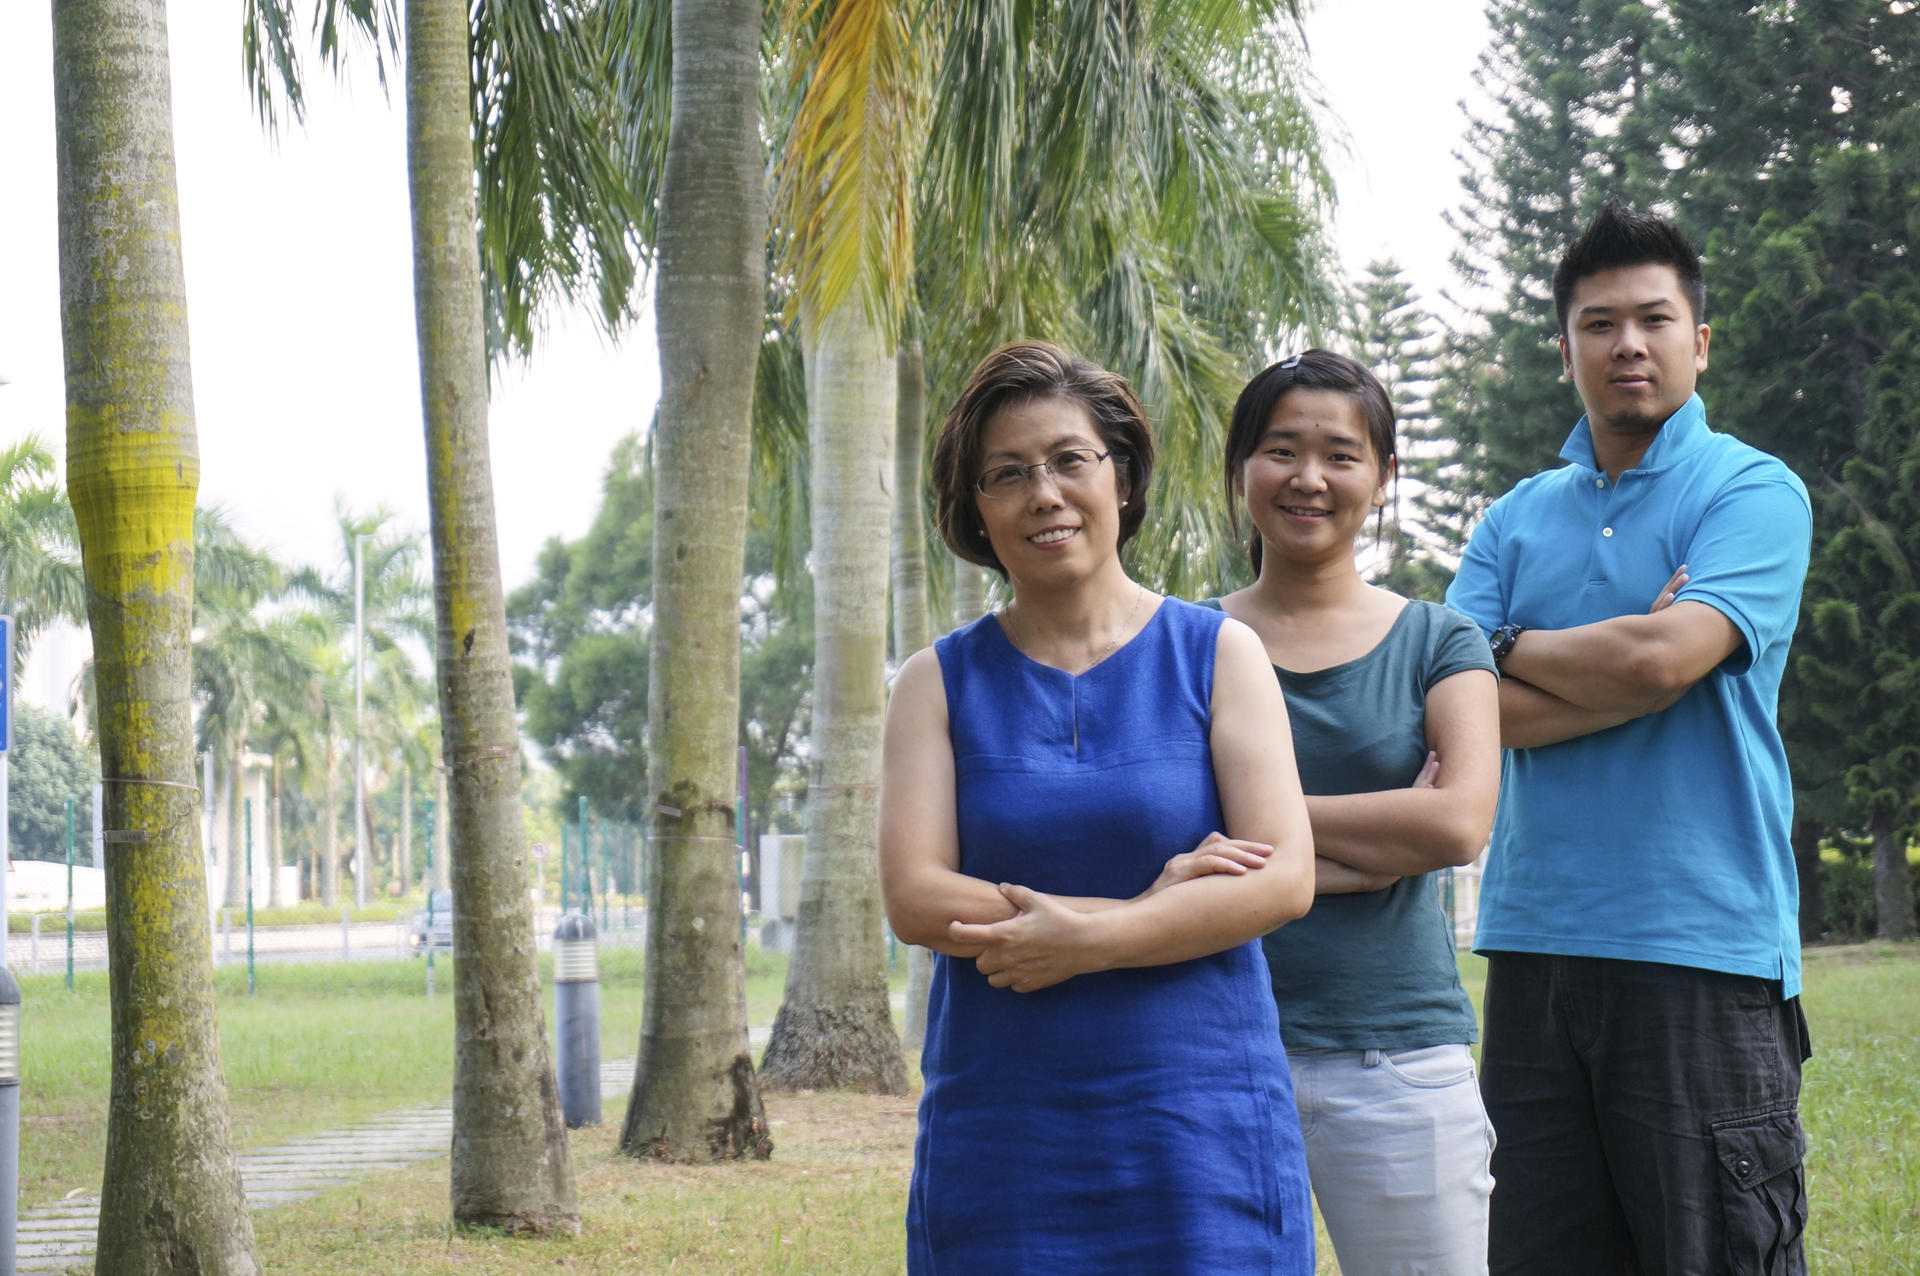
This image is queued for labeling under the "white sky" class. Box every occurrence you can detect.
[1,0,1489,710]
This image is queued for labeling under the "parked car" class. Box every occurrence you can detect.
[407,890,454,955]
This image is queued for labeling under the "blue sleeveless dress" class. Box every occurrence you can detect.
[908,598,1313,1274]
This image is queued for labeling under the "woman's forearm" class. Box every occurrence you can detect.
[1077,851,1312,971]
[1314,855,1397,895]
[884,863,1013,954]
[885,864,1131,955]
[1306,789,1488,876]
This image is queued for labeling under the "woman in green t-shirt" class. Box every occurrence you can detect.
[1201,349,1502,1274]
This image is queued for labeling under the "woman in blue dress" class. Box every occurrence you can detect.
[879,341,1318,1274]
[1210,349,1502,1274]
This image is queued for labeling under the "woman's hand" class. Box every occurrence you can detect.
[1143,831,1273,897]
[949,884,1104,993]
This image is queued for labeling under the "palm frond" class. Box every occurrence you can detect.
[750,304,814,610]
[0,432,85,675]
[240,0,399,136]
[473,0,650,362]
[774,0,934,334]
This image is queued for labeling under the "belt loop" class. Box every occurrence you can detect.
[1362,1049,1383,1068]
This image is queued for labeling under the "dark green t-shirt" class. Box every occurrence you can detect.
[1200,598,1493,1050]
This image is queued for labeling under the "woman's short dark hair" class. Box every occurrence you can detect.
[1222,348,1396,575]
[931,341,1156,577]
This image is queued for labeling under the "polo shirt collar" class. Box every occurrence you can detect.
[1558,393,1711,475]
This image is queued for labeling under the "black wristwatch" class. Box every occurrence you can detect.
[1488,623,1526,668]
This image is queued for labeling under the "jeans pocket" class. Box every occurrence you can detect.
[1711,1106,1808,1276]
[1377,1043,1477,1090]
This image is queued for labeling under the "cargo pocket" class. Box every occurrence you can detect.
[1711,1106,1807,1276]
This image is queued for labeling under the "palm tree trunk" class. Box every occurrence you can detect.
[268,755,283,908]
[619,0,772,1163]
[891,339,934,1051]
[434,762,450,892]
[952,553,988,631]
[361,788,379,895]
[226,744,249,908]
[760,300,908,1094]
[399,762,412,894]
[323,736,339,907]
[214,751,235,909]
[52,1,261,1269]
[406,0,577,1231]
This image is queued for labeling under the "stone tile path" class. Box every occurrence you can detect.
[14,1006,880,1271]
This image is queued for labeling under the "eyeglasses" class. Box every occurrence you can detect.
[974,448,1114,498]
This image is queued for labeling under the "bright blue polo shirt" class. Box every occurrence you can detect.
[1446,394,1811,996]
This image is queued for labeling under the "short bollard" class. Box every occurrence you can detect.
[552,914,601,1128]
[0,968,21,1275]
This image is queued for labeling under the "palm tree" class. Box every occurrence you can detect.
[912,0,1334,596]
[405,0,579,1231]
[51,0,261,1268]
[252,607,344,906]
[189,506,307,910]
[242,0,647,1232]
[615,0,774,1162]
[761,0,1334,1090]
[0,435,86,677]
[755,0,924,1094]
[290,506,434,900]
[892,338,936,1048]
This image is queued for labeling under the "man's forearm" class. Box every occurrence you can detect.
[1499,675,1639,749]
[1503,615,1689,713]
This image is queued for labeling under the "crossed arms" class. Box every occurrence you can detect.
[1497,566,1742,749]
[877,618,1314,993]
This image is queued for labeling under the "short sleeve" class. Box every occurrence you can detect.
[1445,501,1507,637]
[1673,471,1812,676]
[1423,604,1498,691]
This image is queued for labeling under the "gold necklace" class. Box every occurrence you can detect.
[1001,584,1147,676]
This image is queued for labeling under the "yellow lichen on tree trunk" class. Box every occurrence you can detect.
[53,1,261,1271]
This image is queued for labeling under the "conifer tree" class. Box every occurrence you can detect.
[1350,260,1464,601]
[1653,0,1920,938]
[1441,0,1920,936]
[1437,0,1659,501]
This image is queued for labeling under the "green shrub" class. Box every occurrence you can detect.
[1820,853,1920,940]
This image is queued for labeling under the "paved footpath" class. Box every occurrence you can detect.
[17,1055,648,1274]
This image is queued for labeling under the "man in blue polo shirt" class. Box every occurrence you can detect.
[1448,199,1812,1274]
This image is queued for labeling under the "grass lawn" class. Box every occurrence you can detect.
[16,945,791,1207]
[22,943,1919,1273]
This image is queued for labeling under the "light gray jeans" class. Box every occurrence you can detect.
[1288,1043,1496,1276]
